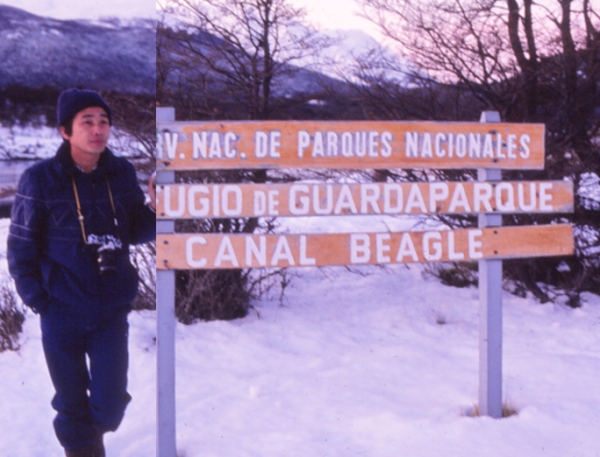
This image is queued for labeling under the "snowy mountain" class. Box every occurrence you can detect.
[157,23,416,119]
[0,5,155,95]
[279,27,416,94]
[307,28,415,84]
[158,25,343,101]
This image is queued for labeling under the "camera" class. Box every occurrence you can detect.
[87,234,123,274]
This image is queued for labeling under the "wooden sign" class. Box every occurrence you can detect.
[156,180,573,219]
[157,224,573,270]
[156,120,545,171]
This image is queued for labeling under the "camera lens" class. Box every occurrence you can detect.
[97,246,119,274]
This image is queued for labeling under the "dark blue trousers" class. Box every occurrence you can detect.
[40,308,131,451]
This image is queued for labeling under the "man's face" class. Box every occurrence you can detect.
[59,106,110,155]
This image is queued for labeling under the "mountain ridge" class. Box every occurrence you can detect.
[0,5,155,96]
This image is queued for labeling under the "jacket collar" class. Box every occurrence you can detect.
[55,141,118,178]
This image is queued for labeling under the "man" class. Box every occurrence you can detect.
[7,89,156,457]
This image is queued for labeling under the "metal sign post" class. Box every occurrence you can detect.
[156,107,177,456]
[478,111,503,418]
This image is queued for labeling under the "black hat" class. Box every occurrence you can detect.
[57,89,112,127]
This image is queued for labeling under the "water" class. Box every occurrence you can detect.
[0,160,39,186]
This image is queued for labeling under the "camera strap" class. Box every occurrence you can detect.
[72,176,119,244]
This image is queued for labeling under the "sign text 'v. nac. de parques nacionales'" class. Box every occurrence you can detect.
[156,121,546,170]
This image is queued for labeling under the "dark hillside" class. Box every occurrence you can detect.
[0,5,155,96]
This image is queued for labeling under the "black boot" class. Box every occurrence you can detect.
[64,445,94,457]
[92,428,106,457]
[64,430,104,457]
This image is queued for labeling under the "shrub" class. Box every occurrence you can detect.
[0,279,25,352]
[175,269,250,323]
[463,401,518,418]
[130,242,156,311]
[425,262,478,288]
[174,267,289,324]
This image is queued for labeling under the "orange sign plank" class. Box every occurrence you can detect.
[156,121,545,171]
[156,180,573,219]
[156,224,573,270]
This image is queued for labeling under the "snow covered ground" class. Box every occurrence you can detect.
[0,124,153,209]
[0,125,60,160]
[1,124,599,456]
[0,123,150,161]
[1,217,599,457]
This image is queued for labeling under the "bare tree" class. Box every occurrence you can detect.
[160,0,331,120]
[355,0,600,303]
[157,0,334,321]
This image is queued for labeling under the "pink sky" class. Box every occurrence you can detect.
[290,0,380,35]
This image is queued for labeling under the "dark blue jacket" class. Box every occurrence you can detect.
[7,142,155,317]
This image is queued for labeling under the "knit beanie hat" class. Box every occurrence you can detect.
[57,89,112,127]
